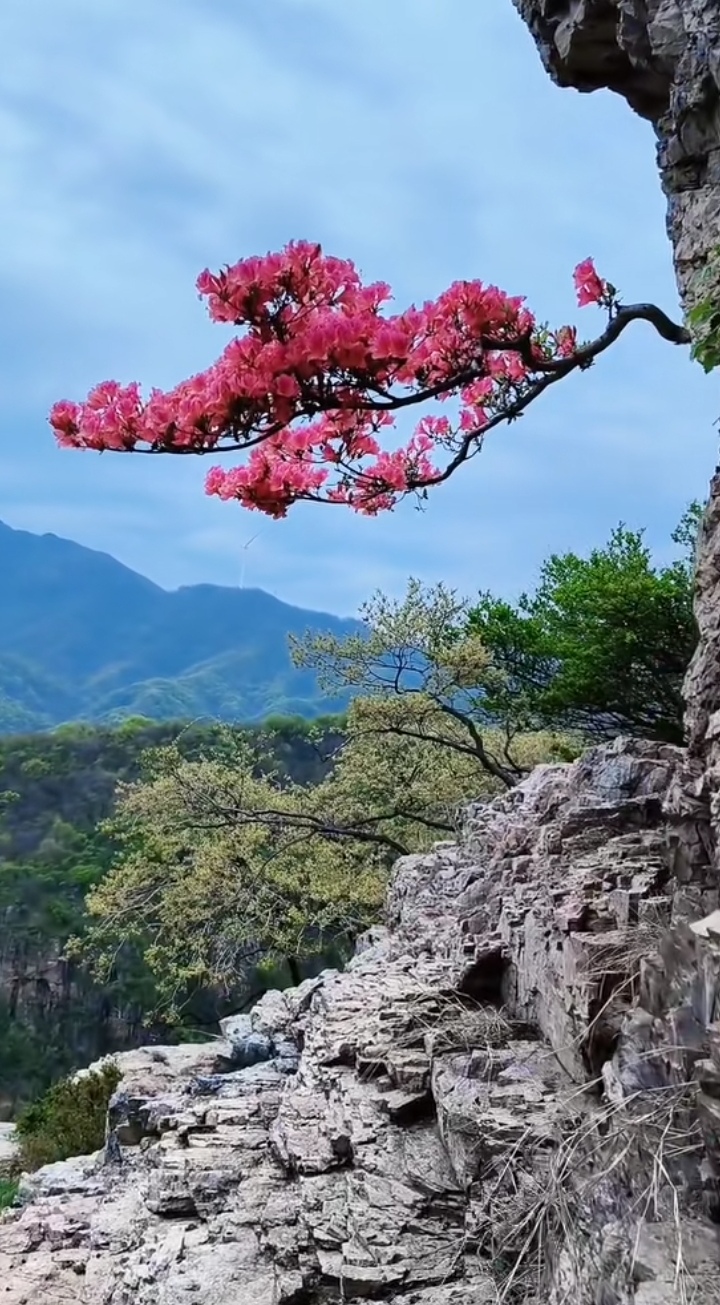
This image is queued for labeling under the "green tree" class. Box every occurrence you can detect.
[465,504,701,746]
[292,581,578,789]
[77,692,570,1010]
[76,732,387,1007]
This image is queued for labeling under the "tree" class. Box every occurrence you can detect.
[77,733,388,1008]
[465,504,701,746]
[78,681,571,1008]
[292,580,578,789]
[50,247,688,517]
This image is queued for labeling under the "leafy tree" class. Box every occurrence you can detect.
[51,246,689,517]
[292,581,579,789]
[465,504,701,746]
[77,732,388,1007]
[0,716,347,1103]
[77,593,575,1009]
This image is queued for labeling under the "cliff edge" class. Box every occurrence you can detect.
[2,738,719,1302]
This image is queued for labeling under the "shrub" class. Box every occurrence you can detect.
[0,1177,18,1211]
[15,1061,122,1172]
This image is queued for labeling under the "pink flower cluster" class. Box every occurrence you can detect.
[50,243,608,517]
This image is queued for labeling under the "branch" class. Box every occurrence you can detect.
[425,694,522,788]
[178,788,411,858]
[414,303,690,489]
[94,304,689,478]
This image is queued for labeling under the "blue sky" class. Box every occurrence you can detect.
[0,0,717,616]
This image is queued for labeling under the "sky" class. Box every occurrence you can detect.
[0,0,717,617]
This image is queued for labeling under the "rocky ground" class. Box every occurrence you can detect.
[1,737,719,1303]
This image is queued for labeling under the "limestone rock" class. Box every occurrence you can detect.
[513,0,720,916]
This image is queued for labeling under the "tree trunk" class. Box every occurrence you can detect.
[513,0,720,907]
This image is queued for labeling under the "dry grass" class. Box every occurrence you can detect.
[392,908,710,1304]
[482,1070,705,1304]
[401,989,516,1055]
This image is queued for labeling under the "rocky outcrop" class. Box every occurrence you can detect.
[512,1,720,306]
[0,1124,17,1179]
[2,739,719,1303]
[513,0,720,952]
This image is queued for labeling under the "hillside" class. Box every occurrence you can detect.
[0,520,359,732]
[0,716,344,1110]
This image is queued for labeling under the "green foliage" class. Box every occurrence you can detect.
[15,1062,122,1172]
[292,580,579,788]
[81,586,576,1009]
[0,715,345,1106]
[0,1179,18,1211]
[466,505,700,745]
[688,249,720,372]
[79,729,387,1009]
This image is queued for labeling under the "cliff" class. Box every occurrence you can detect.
[2,2,720,1302]
[2,738,719,1302]
[513,0,720,903]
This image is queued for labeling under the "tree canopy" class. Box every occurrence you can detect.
[465,504,701,745]
[79,588,577,1010]
[292,580,577,788]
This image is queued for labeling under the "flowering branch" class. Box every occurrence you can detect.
[50,247,689,518]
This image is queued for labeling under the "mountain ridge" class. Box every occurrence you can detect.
[0,519,358,732]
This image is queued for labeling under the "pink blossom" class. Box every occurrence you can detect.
[51,240,599,517]
[573,258,606,308]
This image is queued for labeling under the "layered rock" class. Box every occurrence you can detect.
[513,0,720,969]
[2,739,719,1303]
[512,0,720,305]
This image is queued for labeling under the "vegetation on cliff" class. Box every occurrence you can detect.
[0,716,342,1109]
[465,504,701,747]
[76,567,644,1007]
[14,1061,122,1172]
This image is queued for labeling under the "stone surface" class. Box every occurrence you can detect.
[513,0,720,915]
[2,739,720,1302]
[512,0,720,306]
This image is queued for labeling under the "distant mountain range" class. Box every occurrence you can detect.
[0,520,360,733]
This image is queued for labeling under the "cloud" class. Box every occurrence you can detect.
[0,0,716,616]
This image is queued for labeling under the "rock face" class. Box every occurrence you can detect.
[513,0,720,905]
[0,1124,17,1178]
[2,739,720,1303]
[512,0,720,304]
[0,937,158,1119]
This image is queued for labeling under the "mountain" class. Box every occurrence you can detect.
[0,520,360,732]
